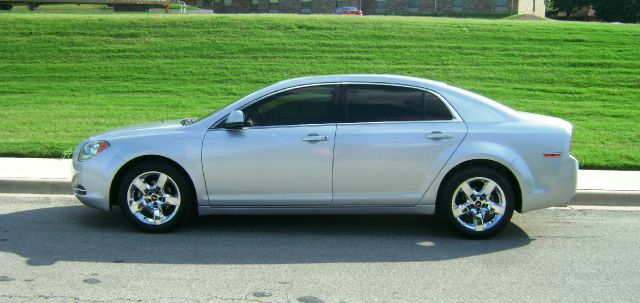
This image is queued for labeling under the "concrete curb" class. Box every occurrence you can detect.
[0,178,638,206]
[571,190,640,207]
[0,178,72,196]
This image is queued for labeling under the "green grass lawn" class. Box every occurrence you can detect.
[0,14,638,169]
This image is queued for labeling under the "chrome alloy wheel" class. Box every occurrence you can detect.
[451,177,507,232]
[126,171,181,225]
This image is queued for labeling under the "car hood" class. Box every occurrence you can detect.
[90,120,184,140]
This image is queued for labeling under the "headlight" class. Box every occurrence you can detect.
[79,140,110,161]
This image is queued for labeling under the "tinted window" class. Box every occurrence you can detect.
[243,86,336,127]
[424,91,454,120]
[344,85,453,122]
[346,85,422,123]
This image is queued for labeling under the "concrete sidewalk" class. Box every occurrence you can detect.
[0,158,72,196]
[0,157,639,205]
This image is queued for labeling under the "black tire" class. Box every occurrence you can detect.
[117,161,194,233]
[438,166,515,239]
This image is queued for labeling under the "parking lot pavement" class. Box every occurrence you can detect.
[0,196,639,303]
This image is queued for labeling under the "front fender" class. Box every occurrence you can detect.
[105,131,209,209]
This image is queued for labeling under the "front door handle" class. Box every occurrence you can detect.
[302,134,329,142]
[426,131,453,140]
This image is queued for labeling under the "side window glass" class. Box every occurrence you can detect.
[424,91,454,121]
[345,85,423,123]
[243,86,336,127]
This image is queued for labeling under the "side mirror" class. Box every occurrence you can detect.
[224,110,245,129]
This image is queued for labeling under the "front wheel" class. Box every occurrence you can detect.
[118,161,194,233]
[439,167,515,239]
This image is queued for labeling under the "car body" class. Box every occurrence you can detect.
[72,74,578,238]
[335,6,363,15]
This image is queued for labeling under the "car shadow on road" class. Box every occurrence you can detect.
[0,205,531,266]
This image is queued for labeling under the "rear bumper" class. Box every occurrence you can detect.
[521,154,579,212]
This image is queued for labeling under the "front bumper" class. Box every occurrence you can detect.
[72,151,122,211]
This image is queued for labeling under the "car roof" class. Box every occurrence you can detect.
[269,74,453,92]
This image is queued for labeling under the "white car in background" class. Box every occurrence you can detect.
[72,74,578,238]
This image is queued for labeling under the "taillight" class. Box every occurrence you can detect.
[543,153,561,158]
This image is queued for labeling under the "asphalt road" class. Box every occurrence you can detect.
[0,195,638,303]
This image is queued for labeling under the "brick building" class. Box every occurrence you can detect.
[208,0,546,18]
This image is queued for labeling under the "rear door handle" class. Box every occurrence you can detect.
[302,134,329,142]
[426,131,453,140]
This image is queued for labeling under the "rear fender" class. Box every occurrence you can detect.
[420,140,532,209]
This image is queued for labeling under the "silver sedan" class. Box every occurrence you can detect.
[72,74,578,238]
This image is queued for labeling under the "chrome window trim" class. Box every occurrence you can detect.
[208,119,464,132]
[208,123,338,132]
[335,120,464,127]
[209,81,464,130]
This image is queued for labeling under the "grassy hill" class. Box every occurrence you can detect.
[0,14,638,169]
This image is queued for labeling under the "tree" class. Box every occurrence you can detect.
[550,0,640,22]
[592,0,640,22]
[551,0,591,16]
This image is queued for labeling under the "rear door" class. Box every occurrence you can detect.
[332,84,467,205]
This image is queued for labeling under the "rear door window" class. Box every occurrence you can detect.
[344,85,453,123]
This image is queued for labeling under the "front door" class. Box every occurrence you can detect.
[201,85,339,206]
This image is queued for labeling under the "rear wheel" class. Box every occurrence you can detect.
[439,167,514,239]
[118,161,194,233]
